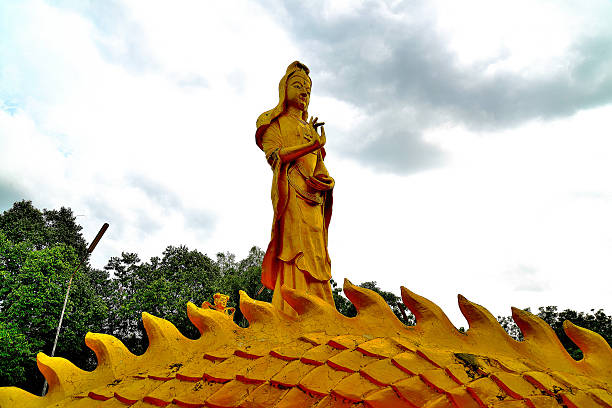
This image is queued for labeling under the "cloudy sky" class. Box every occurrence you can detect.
[1,0,611,327]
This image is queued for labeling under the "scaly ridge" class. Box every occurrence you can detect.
[85,332,137,378]
[280,285,350,331]
[36,352,96,404]
[0,387,44,408]
[563,320,612,383]
[511,307,577,372]
[457,295,518,356]
[1,283,611,407]
[239,290,294,333]
[186,301,240,342]
[400,286,464,348]
[344,279,406,333]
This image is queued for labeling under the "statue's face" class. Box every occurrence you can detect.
[286,72,311,112]
[214,294,228,308]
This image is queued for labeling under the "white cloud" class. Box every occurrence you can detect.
[431,0,612,76]
[0,0,296,266]
[1,0,611,330]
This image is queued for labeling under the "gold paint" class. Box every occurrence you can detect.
[256,61,335,316]
[202,293,236,319]
[1,280,610,407]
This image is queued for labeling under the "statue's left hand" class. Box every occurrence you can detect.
[307,116,326,148]
[307,116,325,142]
[309,116,325,132]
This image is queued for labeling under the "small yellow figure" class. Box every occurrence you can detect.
[202,293,235,319]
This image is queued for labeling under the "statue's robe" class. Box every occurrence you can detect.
[260,114,334,316]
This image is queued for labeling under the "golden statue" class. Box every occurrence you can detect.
[255,61,335,316]
[202,293,235,319]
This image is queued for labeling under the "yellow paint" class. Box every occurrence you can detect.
[256,61,335,317]
[0,280,610,407]
[202,293,236,319]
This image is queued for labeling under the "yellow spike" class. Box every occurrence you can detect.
[457,294,517,353]
[0,387,44,408]
[563,320,612,382]
[186,301,239,339]
[400,287,459,332]
[239,289,286,325]
[187,301,213,335]
[279,284,338,317]
[36,353,92,403]
[511,307,577,371]
[343,279,391,315]
[142,312,188,345]
[343,279,406,331]
[399,287,466,350]
[141,311,219,372]
[141,312,196,361]
[457,294,500,330]
[510,307,563,347]
[85,332,137,376]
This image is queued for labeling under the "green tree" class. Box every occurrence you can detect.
[331,278,353,316]
[0,201,87,258]
[42,207,88,259]
[0,232,84,392]
[215,247,271,328]
[103,246,221,354]
[0,202,109,393]
[0,201,46,248]
[104,252,145,352]
[497,314,524,341]
[0,320,34,387]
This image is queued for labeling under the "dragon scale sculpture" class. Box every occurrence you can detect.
[0,280,610,407]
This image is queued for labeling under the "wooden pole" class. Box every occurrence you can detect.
[41,223,109,396]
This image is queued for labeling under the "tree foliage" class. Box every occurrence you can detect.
[97,246,272,354]
[0,234,106,392]
[1,200,611,395]
[0,201,87,259]
[0,319,33,387]
[102,246,221,353]
[0,202,106,393]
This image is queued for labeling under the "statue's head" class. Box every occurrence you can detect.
[283,61,311,114]
[256,61,311,150]
[213,293,229,308]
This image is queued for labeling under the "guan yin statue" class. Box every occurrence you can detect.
[1,61,611,408]
[256,61,335,317]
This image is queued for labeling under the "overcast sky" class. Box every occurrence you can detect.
[1,0,611,327]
